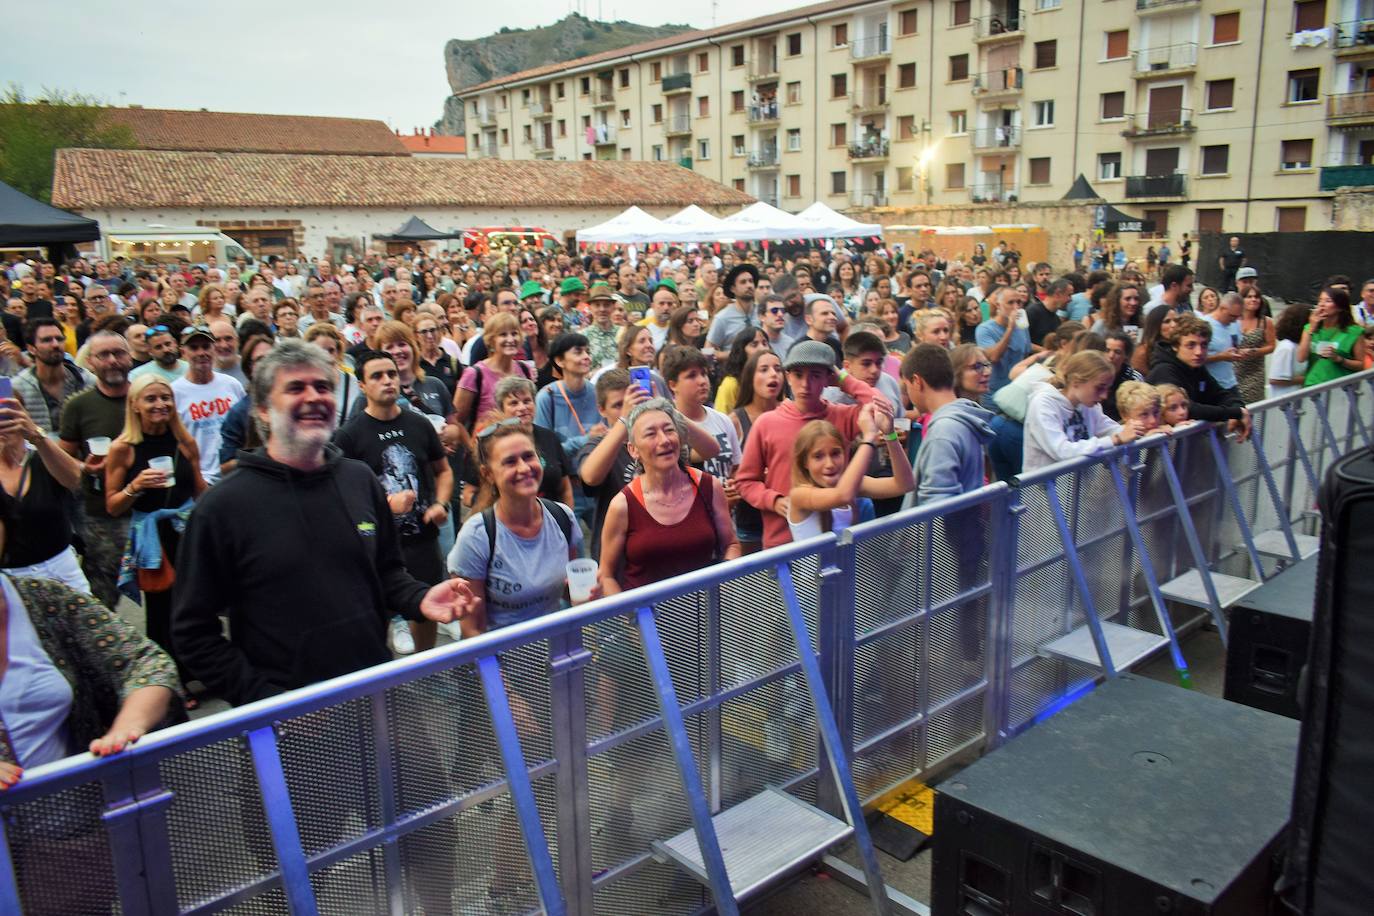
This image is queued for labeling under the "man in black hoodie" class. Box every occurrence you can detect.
[1146,314,1251,440]
[171,339,474,706]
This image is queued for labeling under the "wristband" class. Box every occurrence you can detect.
[836,369,849,382]
[884,431,899,442]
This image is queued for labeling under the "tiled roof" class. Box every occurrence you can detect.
[398,133,468,154]
[52,149,755,210]
[459,0,873,95]
[98,107,410,156]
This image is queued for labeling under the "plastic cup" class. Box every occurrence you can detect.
[86,436,111,457]
[149,455,175,488]
[1318,342,1335,359]
[893,417,912,433]
[566,558,599,605]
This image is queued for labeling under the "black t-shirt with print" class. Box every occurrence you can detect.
[334,409,444,542]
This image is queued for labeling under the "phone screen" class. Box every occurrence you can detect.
[0,377,12,400]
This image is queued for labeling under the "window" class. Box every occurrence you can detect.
[499,94,507,109]
[652,104,663,123]
[1197,208,1224,232]
[832,74,849,97]
[556,82,566,99]
[899,62,917,88]
[1105,30,1129,60]
[618,68,630,88]
[1098,152,1122,180]
[698,95,710,117]
[521,89,530,106]
[900,9,918,35]
[787,174,802,196]
[697,52,709,72]
[581,115,590,130]
[698,139,710,160]
[580,77,590,95]
[950,53,969,81]
[897,166,915,191]
[946,163,966,189]
[1281,138,1313,169]
[556,120,566,138]
[1101,91,1126,120]
[952,0,971,25]
[787,81,802,104]
[832,123,847,145]
[1288,69,1320,103]
[472,101,479,115]
[1036,0,1061,8]
[582,152,592,160]
[732,134,745,155]
[621,148,632,160]
[1201,145,1230,174]
[1034,40,1058,69]
[651,62,662,81]
[1206,79,1235,110]
[500,128,509,144]
[833,23,849,46]
[731,90,745,113]
[1144,210,1170,238]
[1029,157,1051,185]
[899,115,916,139]
[1294,0,1326,32]
[733,178,745,191]
[731,45,745,67]
[1212,12,1240,44]
[1033,99,1055,127]
[523,125,533,141]
[788,128,802,151]
[787,32,802,56]
[1277,206,1307,231]
[950,110,967,134]
[620,109,631,127]
[651,144,664,161]
[831,171,847,194]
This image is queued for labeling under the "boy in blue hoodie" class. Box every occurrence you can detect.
[899,344,996,507]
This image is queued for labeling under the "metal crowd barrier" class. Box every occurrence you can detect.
[1,370,1369,916]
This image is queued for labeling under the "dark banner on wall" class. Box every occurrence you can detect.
[1197,231,1373,304]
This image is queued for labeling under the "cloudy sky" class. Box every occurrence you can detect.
[9,0,802,132]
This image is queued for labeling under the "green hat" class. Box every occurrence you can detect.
[586,281,617,301]
[519,279,544,300]
[655,277,678,294]
[559,276,587,295]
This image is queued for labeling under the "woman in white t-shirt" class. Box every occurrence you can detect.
[1267,303,1311,399]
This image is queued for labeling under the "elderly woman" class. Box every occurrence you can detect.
[597,398,739,593]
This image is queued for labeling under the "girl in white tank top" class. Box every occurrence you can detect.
[787,408,914,542]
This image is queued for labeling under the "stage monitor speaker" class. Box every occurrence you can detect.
[1281,447,1374,916]
[932,676,1297,916]
[1224,555,1317,719]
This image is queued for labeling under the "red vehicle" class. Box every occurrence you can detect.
[461,226,560,257]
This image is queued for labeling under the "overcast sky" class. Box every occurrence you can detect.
[8,0,802,132]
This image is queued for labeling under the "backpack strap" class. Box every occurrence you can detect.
[483,499,574,578]
[482,506,497,578]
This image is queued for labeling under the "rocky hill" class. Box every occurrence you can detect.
[437,13,689,135]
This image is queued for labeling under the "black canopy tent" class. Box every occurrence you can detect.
[1062,174,1154,234]
[0,178,100,257]
[372,216,462,242]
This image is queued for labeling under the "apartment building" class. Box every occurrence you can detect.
[455,0,1374,235]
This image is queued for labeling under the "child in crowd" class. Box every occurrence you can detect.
[1157,383,1190,428]
[1023,350,1144,473]
[901,344,996,507]
[1268,304,1311,397]
[786,407,913,540]
[1114,381,1164,435]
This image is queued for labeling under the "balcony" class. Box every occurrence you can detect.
[970,125,1021,150]
[1334,18,1374,54]
[1320,153,1374,190]
[1125,173,1187,199]
[850,33,891,61]
[971,67,1024,100]
[748,101,781,124]
[747,148,780,169]
[678,155,693,170]
[758,194,780,208]
[662,72,693,95]
[665,115,693,136]
[528,136,554,157]
[479,142,498,158]
[972,12,1023,45]
[592,89,616,109]
[1328,90,1374,125]
[590,124,617,145]
[1121,108,1196,138]
[1135,0,1200,13]
[970,183,1018,203]
[848,137,890,161]
[476,108,497,127]
[529,100,552,119]
[1132,42,1198,78]
[850,190,889,207]
[850,86,890,113]
[747,56,780,81]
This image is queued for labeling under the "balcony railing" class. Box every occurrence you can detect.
[850,32,891,60]
[590,124,617,145]
[665,115,693,136]
[1327,90,1374,121]
[529,100,551,118]
[480,142,498,158]
[678,155,693,169]
[848,137,890,160]
[972,67,1024,95]
[758,194,780,207]
[747,56,780,80]
[1122,108,1196,137]
[748,101,781,123]
[969,183,1018,202]
[476,109,497,127]
[747,148,780,168]
[1135,0,1200,11]
[1125,173,1187,198]
[971,125,1021,149]
[972,12,1023,41]
[1334,18,1374,50]
[1133,42,1198,75]
[662,72,692,94]
[850,86,889,111]
[592,89,615,107]
[528,136,554,155]
[1320,159,1374,190]
[850,190,888,207]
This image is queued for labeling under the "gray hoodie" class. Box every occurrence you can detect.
[908,398,996,508]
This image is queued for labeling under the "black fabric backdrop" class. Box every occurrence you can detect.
[1196,231,1373,303]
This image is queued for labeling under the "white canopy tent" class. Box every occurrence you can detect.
[796,202,883,238]
[576,201,888,247]
[660,205,735,243]
[574,206,675,245]
[717,201,818,241]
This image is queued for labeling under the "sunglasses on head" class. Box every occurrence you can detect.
[477,416,523,439]
[144,324,170,338]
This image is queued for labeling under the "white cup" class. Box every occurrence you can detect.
[86,436,111,457]
[566,558,599,605]
[148,455,175,488]
[893,417,912,433]
[1318,342,1335,359]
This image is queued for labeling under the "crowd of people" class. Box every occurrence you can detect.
[0,238,1369,790]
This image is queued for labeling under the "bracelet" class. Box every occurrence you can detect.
[124,485,139,498]
[857,439,878,449]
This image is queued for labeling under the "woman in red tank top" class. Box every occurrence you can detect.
[597,399,740,594]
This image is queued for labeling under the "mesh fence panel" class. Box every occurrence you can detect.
[4,780,118,916]
[308,846,387,915]
[278,697,381,860]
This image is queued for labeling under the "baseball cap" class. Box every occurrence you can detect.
[1235,267,1258,279]
[180,324,214,344]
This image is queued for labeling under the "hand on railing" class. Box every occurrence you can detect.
[1229,408,1253,443]
[0,761,21,790]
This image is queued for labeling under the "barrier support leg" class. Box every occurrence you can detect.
[248,726,320,916]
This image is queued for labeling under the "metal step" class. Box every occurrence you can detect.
[652,787,853,901]
[1039,621,1171,670]
[1159,569,1261,609]
[1250,529,1320,561]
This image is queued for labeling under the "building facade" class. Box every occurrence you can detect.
[454,0,1374,236]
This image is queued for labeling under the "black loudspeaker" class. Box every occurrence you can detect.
[1224,555,1317,719]
[932,676,1298,916]
[1281,448,1374,916]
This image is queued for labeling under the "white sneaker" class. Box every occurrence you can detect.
[437,620,462,642]
[390,617,415,655]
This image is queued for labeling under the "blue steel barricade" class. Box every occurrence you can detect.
[0,370,1369,915]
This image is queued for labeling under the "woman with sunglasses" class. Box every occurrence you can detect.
[413,314,461,399]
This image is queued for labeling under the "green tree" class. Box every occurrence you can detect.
[0,86,137,202]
